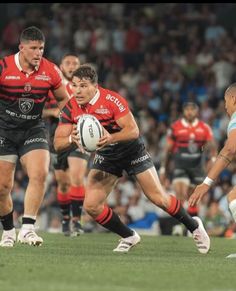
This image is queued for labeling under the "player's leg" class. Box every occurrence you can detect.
[0,158,17,247]
[17,126,50,246]
[226,187,236,258]
[135,166,210,254]
[18,148,50,246]
[83,169,140,252]
[68,152,89,236]
[172,175,190,235]
[54,168,71,236]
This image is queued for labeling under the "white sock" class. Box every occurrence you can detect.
[229,199,236,222]
[21,224,35,231]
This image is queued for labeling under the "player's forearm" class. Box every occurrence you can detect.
[54,135,72,152]
[110,126,139,143]
[207,146,233,180]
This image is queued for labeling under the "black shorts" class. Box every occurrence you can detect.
[91,143,154,177]
[0,126,49,158]
[53,148,90,171]
[173,166,205,185]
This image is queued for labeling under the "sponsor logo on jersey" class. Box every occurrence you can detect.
[131,153,150,165]
[19,98,34,114]
[93,154,104,164]
[5,109,40,120]
[94,108,110,114]
[105,94,126,112]
[5,75,20,80]
[35,74,51,81]
[24,138,48,145]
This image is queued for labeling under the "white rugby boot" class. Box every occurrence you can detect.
[192,216,210,254]
[18,225,43,246]
[113,230,141,253]
[0,228,16,247]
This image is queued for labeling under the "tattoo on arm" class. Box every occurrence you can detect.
[218,154,232,164]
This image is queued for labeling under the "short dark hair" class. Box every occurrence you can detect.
[73,64,98,83]
[20,26,45,43]
[182,102,199,110]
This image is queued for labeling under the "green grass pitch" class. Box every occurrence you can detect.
[0,232,236,291]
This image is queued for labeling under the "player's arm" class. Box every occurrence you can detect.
[52,84,70,111]
[189,129,236,206]
[54,123,81,151]
[42,107,60,118]
[160,136,174,177]
[97,112,139,148]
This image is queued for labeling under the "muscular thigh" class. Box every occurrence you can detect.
[20,149,50,178]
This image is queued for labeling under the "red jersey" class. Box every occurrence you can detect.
[167,118,213,167]
[59,86,143,158]
[0,53,62,129]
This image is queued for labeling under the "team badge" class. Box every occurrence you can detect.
[19,98,34,114]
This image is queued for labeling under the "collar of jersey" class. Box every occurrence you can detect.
[231,111,236,120]
[15,52,39,74]
[89,89,100,105]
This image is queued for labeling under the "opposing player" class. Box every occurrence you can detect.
[161,102,217,218]
[43,54,90,236]
[189,83,236,257]
[0,26,69,247]
[54,64,210,253]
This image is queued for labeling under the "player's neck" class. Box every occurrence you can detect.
[19,54,37,74]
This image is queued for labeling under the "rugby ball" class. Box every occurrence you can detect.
[77,114,103,152]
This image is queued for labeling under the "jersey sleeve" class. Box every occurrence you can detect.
[204,123,214,141]
[58,101,73,125]
[227,117,236,135]
[50,64,63,90]
[107,92,130,120]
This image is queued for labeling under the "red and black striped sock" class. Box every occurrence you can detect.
[95,205,133,238]
[57,191,71,218]
[166,195,198,233]
[187,205,199,217]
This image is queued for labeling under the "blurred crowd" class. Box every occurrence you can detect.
[2,3,236,237]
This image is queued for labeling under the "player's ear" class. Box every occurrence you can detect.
[19,44,23,51]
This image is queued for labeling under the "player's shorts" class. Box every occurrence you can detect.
[91,143,154,177]
[0,126,49,163]
[172,166,205,185]
[53,147,90,171]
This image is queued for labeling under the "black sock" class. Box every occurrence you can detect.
[60,203,71,218]
[167,195,198,233]
[71,200,83,220]
[95,206,133,238]
[0,210,14,230]
[22,217,36,225]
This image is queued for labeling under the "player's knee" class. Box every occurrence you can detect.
[0,182,13,197]
[83,200,99,217]
[29,170,48,185]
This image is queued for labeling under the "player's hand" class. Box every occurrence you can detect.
[96,127,113,150]
[71,124,85,153]
[188,183,209,206]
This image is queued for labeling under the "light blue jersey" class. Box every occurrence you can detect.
[227,111,236,136]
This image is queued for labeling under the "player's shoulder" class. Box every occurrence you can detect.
[199,120,211,129]
[99,85,123,100]
[40,57,61,74]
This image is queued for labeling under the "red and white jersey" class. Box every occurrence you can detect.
[167,118,213,167]
[59,85,143,158]
[0,53,62,129]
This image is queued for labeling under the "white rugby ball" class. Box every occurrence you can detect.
[77,114,103,152]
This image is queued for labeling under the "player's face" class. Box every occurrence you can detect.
[183,106,198,122]
[60,56,80,81]
[19,40,44,69]
[71,76,98,105]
